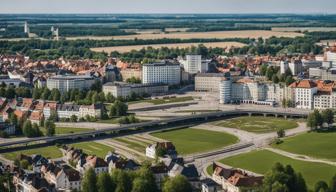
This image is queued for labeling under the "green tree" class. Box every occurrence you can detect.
[97,172,115,192]
[44,120,55,136]
[272,74,280,84]
[132,164,157,192]
[260,64,268,76]
[162,175,192,192]
[82,168,97,192]
[329,174,336,192]
[321,109,334,128]
[32,123,42,137]
[111,169,132,192]
[314,181,329,192]
[23,120,34,137]
[262,163,307,192]
[277,128,285,138]
[307,112,318,131]
[70,115,78,122]
[285,76,295,86]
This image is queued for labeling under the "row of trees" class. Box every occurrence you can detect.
[22,119,55,138]
[307,109,334,131]
[253,162,336,192]
[260,65,295,86]
[81,164,192,192]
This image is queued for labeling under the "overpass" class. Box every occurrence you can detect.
[0,109,308,148]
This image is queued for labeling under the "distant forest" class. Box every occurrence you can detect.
[2,14,336,38]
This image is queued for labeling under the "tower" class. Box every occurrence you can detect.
[24,21,29,33]
[55,28,59,41]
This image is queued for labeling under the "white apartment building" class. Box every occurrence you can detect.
[142,62,181,85]
[46,75,96,93]
[280,61,289,74]
[180,55,208,74]
[195,73,226,92]
[289,80,318,109]
[326,51,336,66]
[288,60,303,75]
[220,78,283,105]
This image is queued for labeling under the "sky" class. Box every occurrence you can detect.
[1,0,336,14]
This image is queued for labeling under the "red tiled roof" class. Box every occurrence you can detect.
[289,80,317,89]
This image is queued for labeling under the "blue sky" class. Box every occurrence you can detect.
[1,0,335,14]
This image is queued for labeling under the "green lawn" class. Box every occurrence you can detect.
[70,141,114,158]
[151,128,238,155]
[214,116,298,133]
[96,118,120,124]
[55,127,94,135]
[216,150,336,189]
[114,138,147,152]
[129,96,194,105]
[2,146,63,160]
[272,132,336,161]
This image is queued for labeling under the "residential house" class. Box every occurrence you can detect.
[79,103,102,119]
[41,163,81,191]
[78,156,108,175]
[43,101,57,119]
[29,111,44,124]
[146,142,176,159]
[212,162,263,192]
[13,171,56,192]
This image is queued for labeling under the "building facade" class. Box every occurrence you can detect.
[142,62,181,85]
[195,73,226,92]
[46,75,97,93]
[103,82,168,98]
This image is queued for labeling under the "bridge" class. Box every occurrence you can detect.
[0,109,308,148]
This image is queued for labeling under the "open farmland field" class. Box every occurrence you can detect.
[215,150,336,189]
[272,132,336,161]
[91,41,246,53]
[67,30,303,40]
[272,27,336,32]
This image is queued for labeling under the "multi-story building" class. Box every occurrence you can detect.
[179,55,208,74]
[219,78,285,106]
[288,60,303,75]
[289,80,336,110]
[46,75,97,93]
[309,67,336,81]
[142,61,181,85]
[103,82,168,98]
[195,73,226,92]
[326,51,336,66]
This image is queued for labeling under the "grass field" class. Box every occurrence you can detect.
[54,127,94,135]
[2,146,63,160]
[272,132,336,161]
[215,150,336,189]
[70,141,114,158]
[114,138,148,152]
[67,30,303,40]
[151,128,238,155]
[213,116,298,133]
[91,41,246,53]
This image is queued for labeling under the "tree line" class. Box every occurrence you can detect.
[81,164,192,192]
